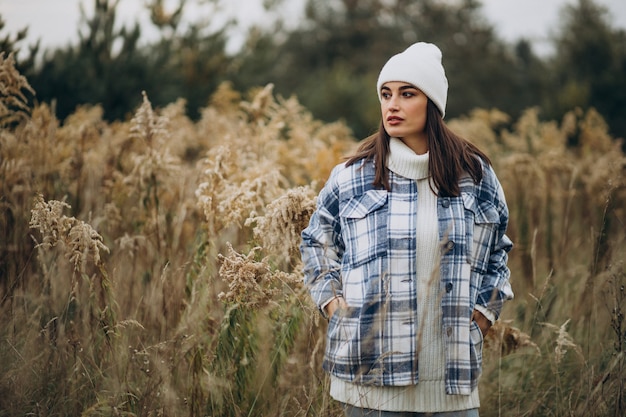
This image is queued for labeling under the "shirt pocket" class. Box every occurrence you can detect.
[339,190,388,268]
[325,306,360,364]
[462,193,499,274]
[469,319,484,383]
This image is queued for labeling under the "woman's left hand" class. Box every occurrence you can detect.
[472,309,492,336]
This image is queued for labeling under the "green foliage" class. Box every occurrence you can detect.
[4,0,626,141]
[29,0,147,121]
[547,0,626,141]
[210,305,259,416]
[0,16,39,77]
[26,0,231,123]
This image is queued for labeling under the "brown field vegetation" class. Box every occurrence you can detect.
[1,53,625,416]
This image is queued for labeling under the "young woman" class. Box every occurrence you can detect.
[300,42,514,416]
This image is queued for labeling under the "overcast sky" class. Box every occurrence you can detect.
[2,0,626,55]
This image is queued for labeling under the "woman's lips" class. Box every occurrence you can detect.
[387,116,403,125]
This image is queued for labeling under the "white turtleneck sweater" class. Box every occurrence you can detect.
[330,137,480,412]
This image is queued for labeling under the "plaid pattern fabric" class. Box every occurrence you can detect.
[300,158,513,394]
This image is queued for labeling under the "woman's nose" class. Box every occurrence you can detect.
[386,96,399,110]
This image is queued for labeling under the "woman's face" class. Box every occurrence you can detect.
[380,82,428,148]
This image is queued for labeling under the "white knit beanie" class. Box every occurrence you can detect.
[376,42,448,118]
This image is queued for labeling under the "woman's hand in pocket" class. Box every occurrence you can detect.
[472,309,492,336]
[325,297,348,318]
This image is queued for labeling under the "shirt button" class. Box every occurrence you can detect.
[447,327,453,337]
[446,282,453,293]
[441,198,450,208]
[446,241,455,251]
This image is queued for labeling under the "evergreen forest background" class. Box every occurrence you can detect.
[3,0,626,142]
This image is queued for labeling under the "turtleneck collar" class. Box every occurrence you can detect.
[387,137,430,180]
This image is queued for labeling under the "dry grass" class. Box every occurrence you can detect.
[0,57,625,416]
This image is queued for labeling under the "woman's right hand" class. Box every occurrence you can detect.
[325,297,348,318]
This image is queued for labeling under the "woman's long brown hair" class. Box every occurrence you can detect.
[345,100,491,197]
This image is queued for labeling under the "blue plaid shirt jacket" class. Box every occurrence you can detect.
[300,158,514,395]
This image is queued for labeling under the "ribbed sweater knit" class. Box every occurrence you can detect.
[330,138,480,412]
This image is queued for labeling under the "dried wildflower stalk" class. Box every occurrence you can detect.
[542,319,585,365]
[195,140,287,233]
[216,243,302,309]
[195,84,354,238]
[246,185,317,265]
[124,91,181,192]
[217,244,278,308]
[484,320,539,356]
[129,91,169,146]
[30,194,109,272]
[0,52,35,127]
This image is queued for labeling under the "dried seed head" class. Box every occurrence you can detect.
[30,194,109,271]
